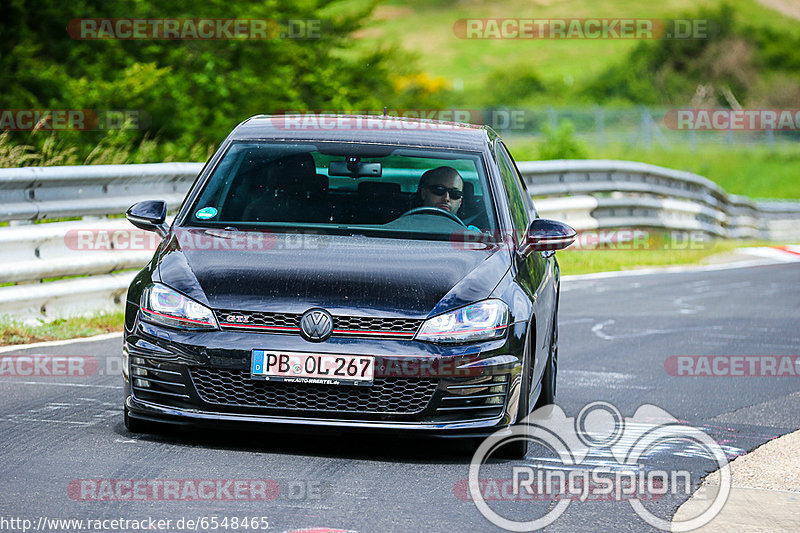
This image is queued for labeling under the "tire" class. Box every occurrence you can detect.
[494,327,535,460]
[493,435,529,459]
[472,318,542,460]
[534,314,558,410]
[124,406,164,434]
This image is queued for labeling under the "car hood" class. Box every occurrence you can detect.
[156,228,511,318]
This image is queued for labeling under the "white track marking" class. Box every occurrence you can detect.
[562,257,786,282]
[0,380,121,389]
[0,332,122,354]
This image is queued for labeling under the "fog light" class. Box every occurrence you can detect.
[485,396,504,405]
[133,378,150,388]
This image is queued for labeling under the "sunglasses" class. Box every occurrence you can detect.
[425,185,463,199]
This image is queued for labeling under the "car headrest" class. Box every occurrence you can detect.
[268,152,316,186]
[462,181,474,199]
[265,152,325,196]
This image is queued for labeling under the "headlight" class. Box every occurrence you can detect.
[140,284,218,330]
[415,300,509,343]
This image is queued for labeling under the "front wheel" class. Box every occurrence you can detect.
[492,435,529,459]
[493,337,534,459]
[124,406,166,434]
[535,318,558,409]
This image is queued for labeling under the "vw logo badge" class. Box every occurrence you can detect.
[299,308,334,342]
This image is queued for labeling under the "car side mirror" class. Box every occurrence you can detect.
[127,200,168,237]
[519,218,576,257]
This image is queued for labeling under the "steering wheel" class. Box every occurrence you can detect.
[399,206,466,227]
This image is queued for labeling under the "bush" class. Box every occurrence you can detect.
[484,66,546,106]
[538,120,587,160]
[0,0,443,164]
[582,3,800,107]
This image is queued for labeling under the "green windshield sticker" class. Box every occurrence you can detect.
[195,207,218,219]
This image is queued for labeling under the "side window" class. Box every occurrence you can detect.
[495,143,529,233]
[499,142,537,219]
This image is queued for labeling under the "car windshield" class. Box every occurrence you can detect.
[183,141,498,240]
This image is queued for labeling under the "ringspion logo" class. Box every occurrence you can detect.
[467,402,730,531]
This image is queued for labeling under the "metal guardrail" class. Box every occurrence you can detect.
[0,163,201,319]
[0,162,203,221]
[0,160,798,320]
[519,160,800,242]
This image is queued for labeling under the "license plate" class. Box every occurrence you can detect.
[251,350,374,386]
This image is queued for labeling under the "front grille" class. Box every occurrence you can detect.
[435,374,509,421]
[215,309,422,339]
[333,316,422,336]
[190,367,437,415]
[130,356,190,402]
[216,310,300,332]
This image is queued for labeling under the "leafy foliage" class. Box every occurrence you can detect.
[583,3,800,107]
[538,120,587,160]
[483,66,546,106]
[0,0,429,162]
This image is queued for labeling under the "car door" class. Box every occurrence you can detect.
[495,141,557,403]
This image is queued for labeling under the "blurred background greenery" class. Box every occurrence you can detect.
[2,0,799,198]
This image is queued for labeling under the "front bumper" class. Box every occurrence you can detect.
[123,318,529,437]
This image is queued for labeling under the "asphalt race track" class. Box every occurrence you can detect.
[1,262,798,532]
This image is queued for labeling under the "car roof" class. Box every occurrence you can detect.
[230,114,494,151]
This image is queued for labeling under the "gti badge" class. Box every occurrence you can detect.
[225,314,250,323]
[299,308,334,342]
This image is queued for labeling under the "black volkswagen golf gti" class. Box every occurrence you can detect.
[123,114,575,456]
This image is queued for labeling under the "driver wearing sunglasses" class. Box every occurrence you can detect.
[417,166,464,215]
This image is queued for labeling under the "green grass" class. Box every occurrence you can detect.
[556,239,774,275]
[0,310,124,347]
[506,139,800,199]
[355,0,800,105]
[592,144,800,199]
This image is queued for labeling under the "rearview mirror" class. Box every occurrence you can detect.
[126,200,168,237]
[519,218,576,257]
[328,160,382,177]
